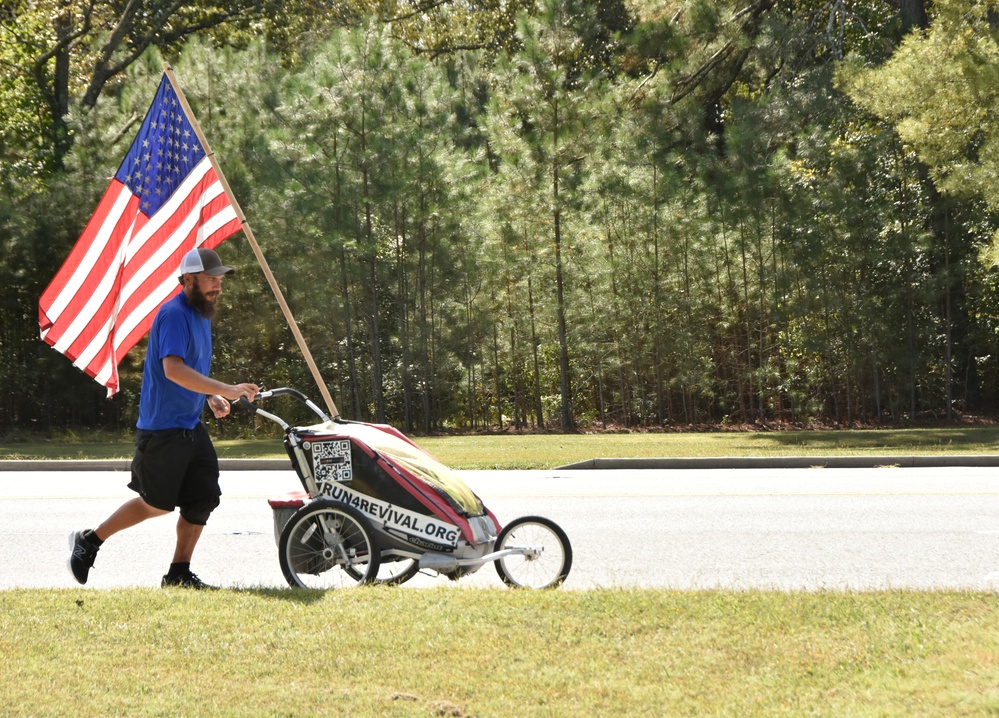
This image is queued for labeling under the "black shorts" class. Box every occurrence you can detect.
[128,423,221,525]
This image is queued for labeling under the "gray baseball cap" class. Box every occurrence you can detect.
[178,247,235,278]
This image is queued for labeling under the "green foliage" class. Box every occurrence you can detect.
[0,3,57,189]
[9,424,999,465]
[6,0,999,433]
[842,0,999,251]
[3,589,999,716]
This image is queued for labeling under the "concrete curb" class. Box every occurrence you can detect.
[3,455,999,471]
[558,455,999,470]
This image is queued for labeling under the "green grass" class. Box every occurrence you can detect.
[6,428,998,714]
[415,426,999,468]
[4,425,999,468]
[2,587,997,717]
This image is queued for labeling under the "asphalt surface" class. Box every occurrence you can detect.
[2,463,997,591]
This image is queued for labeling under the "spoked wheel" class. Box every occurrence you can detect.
[494,516,572,589]
[278,499,381,589]
[346,557,420,586]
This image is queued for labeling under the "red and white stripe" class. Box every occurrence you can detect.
[38,157,240,396]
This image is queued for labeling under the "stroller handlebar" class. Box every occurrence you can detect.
[237,387,333,429]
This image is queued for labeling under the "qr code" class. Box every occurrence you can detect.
[311,439,352,492]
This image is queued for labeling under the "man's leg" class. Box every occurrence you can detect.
[69,497,170,585]
[94,497,171,542]
[98,427,182,543]
[172,516,204,563]
[161,516,215,589]
[160,424,220,589]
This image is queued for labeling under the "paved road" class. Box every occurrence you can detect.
[2,466,997,591]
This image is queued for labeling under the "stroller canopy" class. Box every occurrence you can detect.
[306,420,485,517]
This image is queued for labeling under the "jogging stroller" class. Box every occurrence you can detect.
[240,388,572,589]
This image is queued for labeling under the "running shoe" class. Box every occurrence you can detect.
[161,570,217,590]
[68,530,100,585]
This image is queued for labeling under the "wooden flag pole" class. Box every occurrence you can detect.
[163,64,340,419]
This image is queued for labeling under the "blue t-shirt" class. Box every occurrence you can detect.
[136,292,212,430]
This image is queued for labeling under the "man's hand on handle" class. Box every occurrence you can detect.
[208,383,260,419]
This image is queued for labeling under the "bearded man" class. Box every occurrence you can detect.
[69,248,259,589]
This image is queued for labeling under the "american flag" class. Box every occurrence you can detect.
[38,74,241,396]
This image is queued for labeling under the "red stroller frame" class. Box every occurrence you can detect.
[241,389,572,589]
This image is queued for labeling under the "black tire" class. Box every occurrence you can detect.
[278,499,381,589]
[494,516,572,589]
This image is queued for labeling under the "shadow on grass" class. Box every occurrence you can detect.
[233,586,330,604]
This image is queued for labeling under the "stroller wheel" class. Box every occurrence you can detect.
[494,516,572,589]
[278,499,381,589]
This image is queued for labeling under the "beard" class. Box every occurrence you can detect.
[188,281,218,320]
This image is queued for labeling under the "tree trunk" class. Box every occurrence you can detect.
[339,245,361,419]
[418,223,432,432]
[506,273,523,430]
[492,317,502,429]
[397,204,414,432]
[528,276,545,429]
[652,162,665,424]
[360,103,385,423]
[886,0,929,31]
[552,102,575,431]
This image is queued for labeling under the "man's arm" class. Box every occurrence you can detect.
[162,355,259,403]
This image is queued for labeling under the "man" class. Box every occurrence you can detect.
[69,247,259,589]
